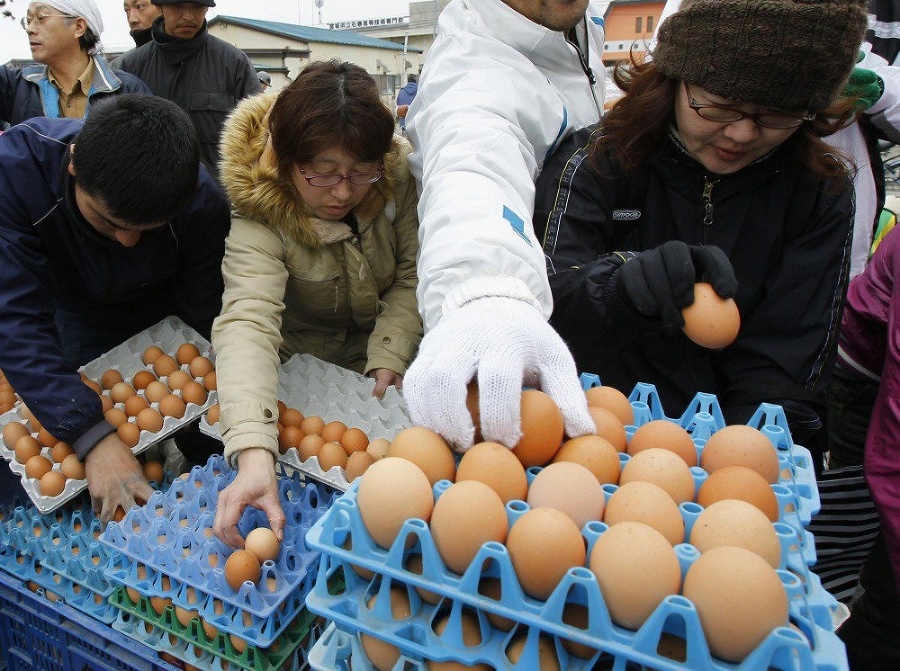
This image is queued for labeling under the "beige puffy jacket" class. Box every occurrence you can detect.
[212,94,421,462]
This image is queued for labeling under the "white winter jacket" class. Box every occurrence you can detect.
[407,0,607,330]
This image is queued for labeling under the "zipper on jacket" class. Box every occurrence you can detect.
[701,177,717,242]
[566,19,600,113]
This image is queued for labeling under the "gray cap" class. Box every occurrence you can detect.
[258,71,271,85]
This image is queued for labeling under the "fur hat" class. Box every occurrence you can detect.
[653,0,867,111]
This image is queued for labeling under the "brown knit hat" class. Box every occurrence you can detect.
[653,0,867,111]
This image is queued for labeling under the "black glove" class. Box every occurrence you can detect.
[616,241,737,333]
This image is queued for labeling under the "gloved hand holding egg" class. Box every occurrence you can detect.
[615,240,737,336]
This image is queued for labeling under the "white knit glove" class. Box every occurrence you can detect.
[404,297,595,452]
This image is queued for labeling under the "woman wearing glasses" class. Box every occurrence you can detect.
[212,60,420,544]
[533,0,866,471]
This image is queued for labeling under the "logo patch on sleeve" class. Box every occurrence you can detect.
[503,205,532,245]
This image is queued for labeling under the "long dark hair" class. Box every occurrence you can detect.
[595,58,857,180]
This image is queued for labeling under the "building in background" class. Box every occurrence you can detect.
[601,0,665,66]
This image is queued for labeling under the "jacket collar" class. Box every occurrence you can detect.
[22,53,123,95]
[151,17,208,65]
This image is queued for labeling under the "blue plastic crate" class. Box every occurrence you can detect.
[0,569,178,671]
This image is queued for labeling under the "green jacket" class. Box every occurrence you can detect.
[213,93,421,461]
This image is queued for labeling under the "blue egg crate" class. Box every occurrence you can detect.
[110,598,323,671]
[305,477,846,671]
[100,454,336,648]
[581,375,821,528]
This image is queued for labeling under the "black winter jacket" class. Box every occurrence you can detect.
[117,18,260,184]
[534,126,854,444]
[0,117,230,458]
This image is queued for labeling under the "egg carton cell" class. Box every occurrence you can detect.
[580,375,821,529]
[110,589,321,671]
[199,353,411,492]
[305,480,845,670]
[100,454,335,647]
[0,316,217,514]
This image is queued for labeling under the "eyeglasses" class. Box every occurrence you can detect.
[297,165,383,187]
[684,83,814,129]
[20,13,75,30]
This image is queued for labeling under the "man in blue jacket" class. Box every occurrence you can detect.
[0,94,230,522]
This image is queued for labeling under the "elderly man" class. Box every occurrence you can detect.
[117,0,260,183]
[123,0,162,47]
[0,0,149,126]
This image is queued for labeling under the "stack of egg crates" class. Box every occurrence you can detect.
[100,453,337,671]
[303,376,846,671]
[201,353,411,492]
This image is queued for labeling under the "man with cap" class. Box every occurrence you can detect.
[117,0,260,184]
[257,70,270,91]
[1,0,150,126]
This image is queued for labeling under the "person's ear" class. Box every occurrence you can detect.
[72,16,87,39]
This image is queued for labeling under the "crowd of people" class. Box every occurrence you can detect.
[2,0,900,666]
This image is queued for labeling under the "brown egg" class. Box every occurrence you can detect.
[300,415,325,436]
[100,369,124,390]
[149,596,172,616]
[189,356,214,378]
[697,465,780,521]
[628,420,698,467]
[682,283,741,349]
[176,343,201,365]
[39,470,67,497]
[431,480,508,574]
[104,407,128,428]
[511,389,564,467]
[142,346,165,365]
[604,480,684,545]
[366,437,391,460]
[131,370,157,391]
[50,441,74,463]
[682,546,788,662]
[174,605,198,628]
[360,588,410,671]
[14,434,42,463]
[388,426,456,486]
[506,507,585,599]
[100,394,114,413]
[620,448,696,504]
[341,427,369,455]
[317,441,348,471]
[357,457,435,550]
[589,521,682,630]
[153,355,179,378]
[109,382,136,404]
[165,369,192,391]
[298,434,324,461]
[430,610,490,670]
[158,394,186,419]
[320,420,347,444]
[137,408,164,433]
[278,426,304,454]
[36,426,58,447]
[124,395,150,418]
[701,424,780,484]
[587,405,627,452]
[506,634,560,670]
[3,421,31,450]
[19,404,42,430]
[143,460,165,484]
[245,527,280,563]
[25,454,53,479]
[229,633,247,654]
[455,441,528,504]
[280,408,304,428]
[206,404,220,425]
[181,381,207,406]
[224,549,261,590]
[561,604,600,659]
[585,385,634,425]
[553,434,621,486]
[690,499,782,568]
[345,451,376,482]
[477,578,515,631]
[144,380,169,404]
[60,453,86,480]
[117,421,141,447]
[528,461,605,530]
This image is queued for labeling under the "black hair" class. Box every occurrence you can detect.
[72,94,200,225]
[78,25,99,53]
[407,74,417,83]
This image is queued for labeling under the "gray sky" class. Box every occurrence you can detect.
[1,0,410,62]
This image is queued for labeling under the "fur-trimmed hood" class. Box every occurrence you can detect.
[218,93,402,248]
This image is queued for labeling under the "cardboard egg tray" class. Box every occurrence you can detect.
[0,316,218,514]
[199,353,411,491]
[581,375,822,528]
[99,454,336,648]
[110,595,321,671]
[305,478,846,671]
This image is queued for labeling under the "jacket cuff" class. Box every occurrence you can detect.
[220,401,280,468]
[223,430,279,469]
[73,420,117,461]
[441,275,544,317]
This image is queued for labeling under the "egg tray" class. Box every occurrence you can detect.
[580,375,821,528]
[199,353,411,491]
[109,590,320,671]
[99,455,336,646]
[0,316,218,515]
[305,480,843,669]
[20,555,118,623]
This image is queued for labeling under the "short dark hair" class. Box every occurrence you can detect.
[78,26,99,53]
[268,59,394,177]
[407,74,417,83]
[72,94,200,225]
